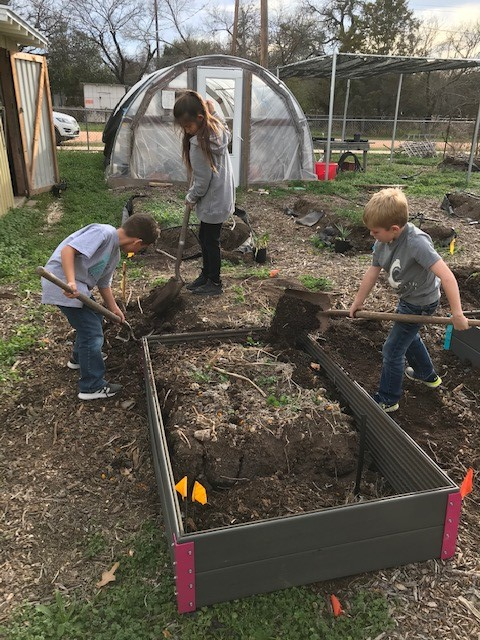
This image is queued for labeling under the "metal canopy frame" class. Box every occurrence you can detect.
[278,52,480,182]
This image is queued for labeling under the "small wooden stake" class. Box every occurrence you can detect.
[121,261,127,306]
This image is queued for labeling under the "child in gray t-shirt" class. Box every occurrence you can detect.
[350,188,468,413]
[41,213,158,401]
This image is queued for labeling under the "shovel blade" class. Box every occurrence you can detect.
[149,277,184,316]
[284,288,332,333]
[284,288,331,310]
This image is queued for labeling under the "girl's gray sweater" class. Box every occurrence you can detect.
[185,121,235,224]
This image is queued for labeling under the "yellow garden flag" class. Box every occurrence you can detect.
[175,476,188,500]
[192,481,207,505]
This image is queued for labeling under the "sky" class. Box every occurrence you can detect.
[409,1,480,28]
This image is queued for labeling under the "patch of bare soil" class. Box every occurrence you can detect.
[2,187,480,638]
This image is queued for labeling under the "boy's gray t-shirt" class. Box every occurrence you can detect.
[41,224,120,308]
[372,222,441,305]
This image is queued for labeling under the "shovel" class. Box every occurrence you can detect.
[36,266,138,341]
[148,204,191,315]
[283,288,480,333]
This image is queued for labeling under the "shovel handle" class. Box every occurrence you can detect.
[175,204,192,282]
[321,308,480,327]
[36,266,122,324]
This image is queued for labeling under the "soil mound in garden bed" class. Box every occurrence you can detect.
[150,338,392,532]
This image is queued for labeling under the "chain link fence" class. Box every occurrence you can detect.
[52,106,478,153]
[306,115,477,150]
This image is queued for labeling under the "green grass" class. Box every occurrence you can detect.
[299,275,333,291]
[1,520,394,640]
[268,154,480,201]
[0,321,43,381]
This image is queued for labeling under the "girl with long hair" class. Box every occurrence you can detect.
[173,90,235,296]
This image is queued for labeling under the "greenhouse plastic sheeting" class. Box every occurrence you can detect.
[104,55,316,185]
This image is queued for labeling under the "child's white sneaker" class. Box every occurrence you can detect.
[78,383,122,400]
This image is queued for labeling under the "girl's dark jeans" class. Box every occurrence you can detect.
[58,304,106,393]
[199,221,223,284]
[377,298,439,405]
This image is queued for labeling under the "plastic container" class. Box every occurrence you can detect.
[315,162,338,180]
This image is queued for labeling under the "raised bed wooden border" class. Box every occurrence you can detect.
[142,329,461,614]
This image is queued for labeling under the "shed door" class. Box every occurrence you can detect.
[0,117,14,216]
[10,52,59,194]
[197,68,243,187]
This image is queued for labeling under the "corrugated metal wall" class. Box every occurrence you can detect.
[0,117,14,216]
[11,52,58,193]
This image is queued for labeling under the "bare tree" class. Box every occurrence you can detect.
[410,16,443,58]
[157,0,212,59]
[11,0,65,41]
[436,19,480,59]
[65,0,156,85]
[207,1,260,62]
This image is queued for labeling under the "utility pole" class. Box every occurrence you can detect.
[153,0,160,69]
[231,0,239,56]
[260,0,268,68]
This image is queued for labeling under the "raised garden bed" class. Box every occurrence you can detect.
[142,329,462,613]
[449,327,480,369]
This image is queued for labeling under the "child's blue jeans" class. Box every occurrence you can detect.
[376,298,439,405]
[58,304,106,393]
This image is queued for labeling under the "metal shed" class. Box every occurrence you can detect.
[0,6,58,215]
[103,54,316,188]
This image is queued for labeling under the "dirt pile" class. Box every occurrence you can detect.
[268,291,323,344]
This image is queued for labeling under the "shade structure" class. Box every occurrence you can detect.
[278,52,480,80]
[278,52,480,183]
[103,55,316,187]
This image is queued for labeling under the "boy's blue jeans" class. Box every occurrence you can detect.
[58,304,106,393]
[377,298,439,406]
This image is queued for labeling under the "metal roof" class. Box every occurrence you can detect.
[0,6,47,49]
[278,52,480,80]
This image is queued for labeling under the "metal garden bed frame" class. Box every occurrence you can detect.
[449,326,480,369]
[142,329,462,614]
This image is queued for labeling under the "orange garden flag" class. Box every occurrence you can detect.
[192,481,208,505]
[175,476,188,500]
[460,468,474,499]
[330,594,343,617]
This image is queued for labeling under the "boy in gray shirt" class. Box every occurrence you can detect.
[350,188,468,412]
[41,213,158,400]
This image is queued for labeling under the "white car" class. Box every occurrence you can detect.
[53,111,80,145]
